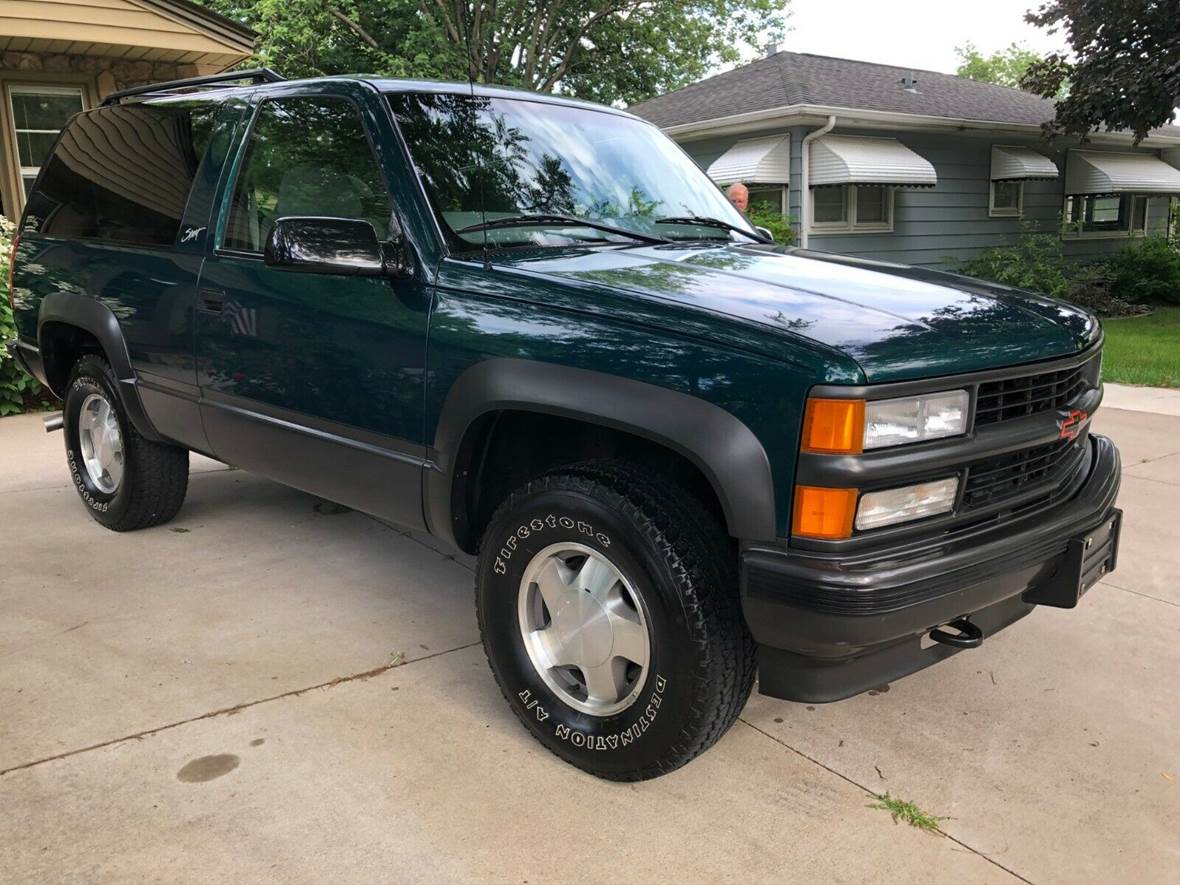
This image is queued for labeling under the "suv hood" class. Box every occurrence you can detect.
[501,244,1099,383]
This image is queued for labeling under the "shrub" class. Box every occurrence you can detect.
[1062,262,1149,318]
[747,201,795,245]
[0,215,47,416]
[958,226,1070,298]
[1106,236,1180,305]
[958,223,1150,318]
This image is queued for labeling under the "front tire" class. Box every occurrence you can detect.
[476,462,755,781]
[63,354,189,531]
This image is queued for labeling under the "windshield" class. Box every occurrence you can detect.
[388,92,758,251]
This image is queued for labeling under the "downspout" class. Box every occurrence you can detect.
[799,115,836,249]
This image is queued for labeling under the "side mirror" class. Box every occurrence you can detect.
[754,225,775,242]
[264,217,385,275]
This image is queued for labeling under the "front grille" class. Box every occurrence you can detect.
[974,362,1090,427]
[962,437,1085,510]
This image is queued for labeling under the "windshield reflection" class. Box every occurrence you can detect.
[388,92,755,251]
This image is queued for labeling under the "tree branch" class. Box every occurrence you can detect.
[326,5,380,50]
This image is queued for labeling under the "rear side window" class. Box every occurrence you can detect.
[23,101,218,247]
[222,96,392,253]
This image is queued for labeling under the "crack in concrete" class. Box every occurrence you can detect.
[1119,471,1180,489]
[1102,580,1180,608]
[739,718,1035,885]
[0,641,481,778]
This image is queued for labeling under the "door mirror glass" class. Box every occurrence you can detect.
[264,216,384,275]
[754,225,774,242]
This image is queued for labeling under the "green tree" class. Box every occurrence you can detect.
[198,0,790,106]
[954,42,1059,95]
[1020,0,1180,143]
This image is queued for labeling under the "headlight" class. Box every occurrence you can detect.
[863,390,969,450]
[855,477,959,531]
[802,390,970,453]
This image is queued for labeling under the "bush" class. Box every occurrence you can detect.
[958,226,1070,298]
[1106,236,1180,305]
[747,201,795,245]
[958,223,1149,318]
[1062,262,1149,318]
[0,215,47,416]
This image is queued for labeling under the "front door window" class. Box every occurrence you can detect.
[222,96,393,253]
[8,85,85,196]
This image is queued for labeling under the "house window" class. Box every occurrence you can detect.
[810,185,893,232]
[7,85,85,196]
[747,184,787,214]
[990,180,1023,216]
[1063,194,1150,237]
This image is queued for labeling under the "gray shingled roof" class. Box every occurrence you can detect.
[630,51,1180,138]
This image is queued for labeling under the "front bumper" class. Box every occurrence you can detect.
[743,434,1122,702]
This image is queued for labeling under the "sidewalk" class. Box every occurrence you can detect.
[1104,382,1180,417]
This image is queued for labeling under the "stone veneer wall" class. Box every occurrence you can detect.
[0,51,202,99]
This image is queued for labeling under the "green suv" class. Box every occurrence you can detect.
[6,71,1122,780]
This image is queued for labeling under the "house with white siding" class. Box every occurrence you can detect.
[630,51,1180,267]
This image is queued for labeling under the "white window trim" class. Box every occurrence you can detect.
[1061,194,1152,239]
[809,184,894,234]
[6,83,86,195]
[989,180,1024,217]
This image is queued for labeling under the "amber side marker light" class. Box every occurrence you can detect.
[792,485,859,540]
[802,398,865,454]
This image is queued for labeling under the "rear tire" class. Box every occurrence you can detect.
[63,354,189,531]
[476,461,755,781]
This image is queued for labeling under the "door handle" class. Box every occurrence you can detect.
[199,287,227,314]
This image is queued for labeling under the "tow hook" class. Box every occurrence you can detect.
[928,618,983,649]
[43,412,63,433]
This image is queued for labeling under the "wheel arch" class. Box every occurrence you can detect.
[427,359,778,552]
[37,292,164,441]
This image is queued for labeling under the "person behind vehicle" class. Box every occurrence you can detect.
[727,182,749,217]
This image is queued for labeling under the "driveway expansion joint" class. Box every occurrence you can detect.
[739,717,1035,885]
[0,641,481,778]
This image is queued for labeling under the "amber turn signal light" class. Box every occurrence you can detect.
[792,485,859,540]
[802,398,865,454]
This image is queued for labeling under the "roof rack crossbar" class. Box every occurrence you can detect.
[101,68,285,106]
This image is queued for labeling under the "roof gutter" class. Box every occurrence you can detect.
[659,103,1180,148]
[799,115,836,249]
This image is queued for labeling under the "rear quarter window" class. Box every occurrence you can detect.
[23,101,219,247]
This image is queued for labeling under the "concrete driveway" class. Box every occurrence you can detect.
[2,401,1178,884]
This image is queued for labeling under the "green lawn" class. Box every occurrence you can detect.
[1101,306,1180,388]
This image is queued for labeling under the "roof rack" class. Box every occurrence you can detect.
[101,68,285,106]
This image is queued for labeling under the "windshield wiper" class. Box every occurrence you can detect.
[654,215,772,244]
[456,213,668,245]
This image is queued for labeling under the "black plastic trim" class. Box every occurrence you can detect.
[6,339,43,385]
[744,433,1119,646]
[426,358,778,547]
[36,292,165,442]
[199,390,429,531]
[101,68,285,105]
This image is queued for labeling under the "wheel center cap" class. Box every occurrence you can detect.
[549,594,614,668]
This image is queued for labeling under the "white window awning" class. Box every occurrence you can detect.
[706,135,790,185]
[991,145,1058,181]
[809,135,937,188]
[1065,150,1180,195]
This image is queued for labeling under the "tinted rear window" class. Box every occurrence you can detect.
[23,100,218,247]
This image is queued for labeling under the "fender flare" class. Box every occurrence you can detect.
[426,358,778,548]
[37,291,164,442]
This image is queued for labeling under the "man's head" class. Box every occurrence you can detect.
[726,182,749,212]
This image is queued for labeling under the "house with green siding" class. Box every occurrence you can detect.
[630,51,1180,268]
